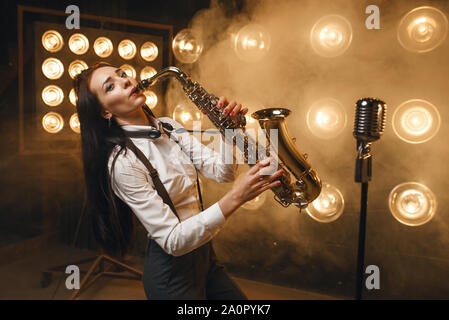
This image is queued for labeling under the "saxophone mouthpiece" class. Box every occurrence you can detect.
[135,79,150,92]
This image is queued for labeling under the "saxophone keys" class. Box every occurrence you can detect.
[303,153,308,160]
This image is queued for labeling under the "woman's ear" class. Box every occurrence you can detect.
[101,109,112,120]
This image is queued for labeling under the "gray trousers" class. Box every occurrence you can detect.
[143,238,248,300]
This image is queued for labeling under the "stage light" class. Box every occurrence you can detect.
[389,182,437,226]
[172,28,203,64]
[68,33,89,55]
[392,99,440,144]
[144,91,158,109]
[233,24,271,62]
[140,41,158,62]
[42,112,64,133]
[118,64,135,79]
[310,15,353,57]
[397,6,448,53]
[69,113,81,134]
[41,30,63,53]
[306,98,347,139]
[93,36,113,58]
[68,60,88,79]
[140,66,157,81]
[172,103,203,127]
[118,39,137,60]
[42,57,64,80]
[305,183,344,223]
[41,85,64,107]
[69,88,77,106]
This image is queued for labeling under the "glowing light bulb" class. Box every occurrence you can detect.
[389,182,437,226]
[42,57,64,80]
[68,60,88,79]
[140,66,157,81]
[94,37,113,58]
[42,85,64,107]
[120,64,136,79]
[234,24,271,62]
[144,91,158,109]
[118,39,137,60]
[42,30,63,53]
[306,183,344,223]
[140,42,158,62]
[172,29,203,64]
[70,113,80,133]
[310,15,352,57]
[69,88,77,106]
[69,33,89,55]
[392,99,440,144]
[172,104,203,127]
[306,98,347,139]
[42,112,64,133]
[398,6,448,53]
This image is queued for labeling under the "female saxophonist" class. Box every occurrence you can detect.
[74,62,283,300]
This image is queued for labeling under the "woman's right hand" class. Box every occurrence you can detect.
[218,157,284,219]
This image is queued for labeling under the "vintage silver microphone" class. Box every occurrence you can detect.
[353,97,387,300]
[353,98,387,182]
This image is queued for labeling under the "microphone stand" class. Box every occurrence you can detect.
[354,140,372,300]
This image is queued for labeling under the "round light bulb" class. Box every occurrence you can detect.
[42,30,64,53]
[69,33,89,55]
[42,57,64,80]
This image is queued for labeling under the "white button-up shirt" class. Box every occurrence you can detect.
[107,116,238,257]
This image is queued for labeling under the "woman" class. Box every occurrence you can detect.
[74,62,283,300]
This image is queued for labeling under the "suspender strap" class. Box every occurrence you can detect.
[124,139,180,221]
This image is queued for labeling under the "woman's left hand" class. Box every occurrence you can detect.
[203,96,248,125]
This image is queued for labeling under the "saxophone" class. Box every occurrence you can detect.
[136,67,321,209]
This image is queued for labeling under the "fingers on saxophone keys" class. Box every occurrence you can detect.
[218,96,228,109]
[223,101,236,116]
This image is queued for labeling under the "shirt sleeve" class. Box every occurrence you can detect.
[162,117,239,183]
[108,148,227,257]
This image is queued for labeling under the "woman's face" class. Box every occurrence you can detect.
[88,66,146,120]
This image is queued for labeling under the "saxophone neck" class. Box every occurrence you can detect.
[137,66,192,90]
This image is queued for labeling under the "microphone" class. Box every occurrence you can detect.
[353,97,387,300]
[353,98,387,182]
[353,98,387,143]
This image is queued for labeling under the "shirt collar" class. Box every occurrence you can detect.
[120,117,163,133]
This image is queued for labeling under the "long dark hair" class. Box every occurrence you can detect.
[74,62,135,259]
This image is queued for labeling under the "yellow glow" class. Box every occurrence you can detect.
[392,99,440,144]
[70,113,80,134]
[42,57,64,80]
[41,30,64,53]
[172,29,203,64]
[140,66,157,81]
[310,15,353,57]
[389,182,437,226]
[94,37,113,58]
[140,42,158,62]
[69,33,89,55]
[306,183,344,223]
[120,64,136,79]
[306,98,347,139]
[144,91,158,109]
[69,88,77,106]
[42,85,64,107]
[68,60,88,79]
[172,104,202,127]
[398,6,448,53]
[118,39,137,60]
[234,24,271,62]
[42,112,64,133]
